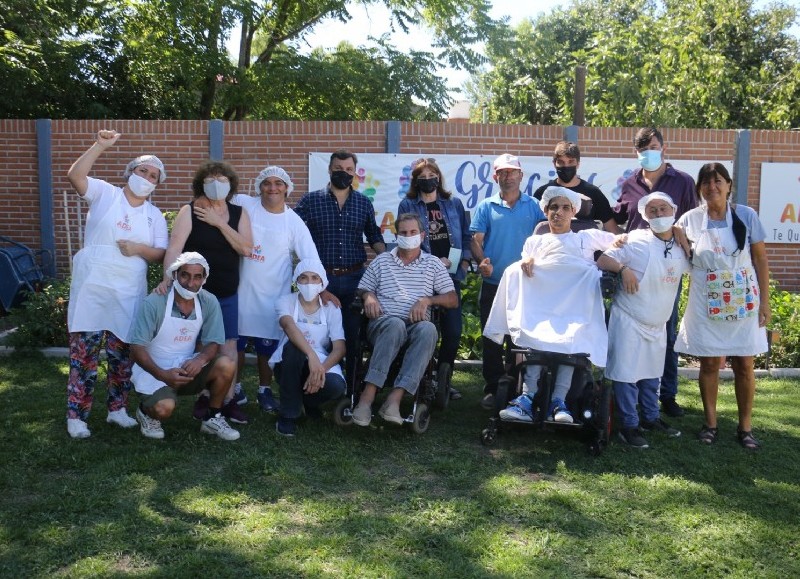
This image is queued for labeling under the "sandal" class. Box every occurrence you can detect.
[697,425,718,445]
[737,429,761,451]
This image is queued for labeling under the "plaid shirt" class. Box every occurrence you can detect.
[294,186,384,269]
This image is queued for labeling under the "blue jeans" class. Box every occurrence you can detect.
[660,280,682,401]
[437,280,462,368]
[613,378,660,428]
[364,316,438,395]
[327,269,363,383]
[274,342,346,420]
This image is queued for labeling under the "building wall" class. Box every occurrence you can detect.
[2,120,799,290]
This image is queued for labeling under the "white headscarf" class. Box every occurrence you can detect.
[637,191,677,222]
[292,259,328,290]
[122,155,167,183]
[166,251,210,279]
[539,186,581,213]
[254,166,294,195]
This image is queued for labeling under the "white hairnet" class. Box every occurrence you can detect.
[166,252,210,278]
[122,155,167,183]
[293,259,328,290]
[638,191,677,221]
[254,166,294,195]
[539,186,581,213]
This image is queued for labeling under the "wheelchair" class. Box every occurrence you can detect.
[480,349,612,455]
[333,298,451,434]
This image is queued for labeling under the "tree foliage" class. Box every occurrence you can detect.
[0,0,497,120]
[469,0,800,129]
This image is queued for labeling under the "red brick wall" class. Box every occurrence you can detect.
[2,120,799,290]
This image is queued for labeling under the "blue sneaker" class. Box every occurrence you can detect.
[232,383,248,406]
[499,395,535,423]
[257,387,279,413]
[548,397,573,424]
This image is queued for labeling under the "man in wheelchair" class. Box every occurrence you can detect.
[485,186,617,424]
[351,213,458,426]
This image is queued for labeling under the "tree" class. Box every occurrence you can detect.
[469,0,800,129]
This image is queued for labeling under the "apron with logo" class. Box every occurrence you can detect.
[270,298,343,378]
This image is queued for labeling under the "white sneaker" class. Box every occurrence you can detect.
[378,402,404,425]
[200,413,240,441]
[136,406,165,439]
[352,403,372,427]
[67,418,91,439]
[499,404,534,423]
[106,409,137,428]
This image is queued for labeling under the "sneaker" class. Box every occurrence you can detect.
[222,399,250,424]
[275,416,297,437]
[200,413,240,441]
[232,383,248,406]
[192,394,210,420]
[499,404,533,423]
[480,393,495,410]
[618,427,649,448]
[67,418,91,439]
[257,387,279,413]
[136,407,165,440]
[378,402,404,425]
[548,397,574,424]
[641,417,681,438]
[352,403,372,427]
[660,398,685,418]
[449,387,463,400]
[106,408,137,428]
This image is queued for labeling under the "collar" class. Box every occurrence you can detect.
[390,247,424,265]
[489,191,530,207]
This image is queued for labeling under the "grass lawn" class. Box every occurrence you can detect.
[1,351,799,578]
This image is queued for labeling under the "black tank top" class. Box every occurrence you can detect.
[184,201,242,299]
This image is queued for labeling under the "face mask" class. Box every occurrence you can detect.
[128,173,156,198]
[417,177,439,194]
[203,180,230,201]
[396,234,422,250]
[648,215,675,234]
[330,170,354,190]
[555,166,577,183]
[297,283,323,302]
[173,281,199,300]
[637,150,662,172]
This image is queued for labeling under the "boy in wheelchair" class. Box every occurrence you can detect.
[351,213,458,427]
[485,186,618,424]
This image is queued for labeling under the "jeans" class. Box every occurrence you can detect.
[479,280,511,394]
[364,316,438,395]
[437,280,462,368]
[327,269,363,383]
[274,342,346,420]
[613,378,660,428]
[660,280,682,401]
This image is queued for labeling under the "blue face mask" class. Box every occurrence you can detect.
[637,150,662,171]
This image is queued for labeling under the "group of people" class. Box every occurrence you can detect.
[64,126,771,451]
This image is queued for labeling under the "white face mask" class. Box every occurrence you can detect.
[396,234,422,250]
[173,282,198,300]
[203,180,230,201]
[297,283,323,302]
[648,215,675,234]
[128,173,156,198]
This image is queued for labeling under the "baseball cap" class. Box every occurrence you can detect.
[492,153,522,174]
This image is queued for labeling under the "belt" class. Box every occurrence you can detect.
[326,263,365,276]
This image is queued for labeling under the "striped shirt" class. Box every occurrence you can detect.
[358,249,455,321]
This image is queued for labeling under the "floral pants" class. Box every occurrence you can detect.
[66,331,133,421]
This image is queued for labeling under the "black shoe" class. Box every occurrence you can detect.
[660,398,685,417]
[641,417,681,437]
[618,427,649,448]
[275,417,297,437]
[449,387,462,400]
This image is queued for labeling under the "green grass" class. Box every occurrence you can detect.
[1,352,799,578]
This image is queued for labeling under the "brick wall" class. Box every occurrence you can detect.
[2,120,799,290]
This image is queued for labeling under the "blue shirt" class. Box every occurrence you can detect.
[469,192,545,285]
[294,187,384,269]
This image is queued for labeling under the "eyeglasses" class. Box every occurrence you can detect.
[411,157,436,170]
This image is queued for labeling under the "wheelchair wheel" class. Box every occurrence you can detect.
[411,403,431,434]
[333,398,353,427]
[434,362,452,411]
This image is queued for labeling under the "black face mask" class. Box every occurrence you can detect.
[417,177,439,194]
[330,170,354,190]
[555,166,577,183]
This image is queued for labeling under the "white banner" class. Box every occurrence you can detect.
[308,153,719,242]
[759,163,800,244]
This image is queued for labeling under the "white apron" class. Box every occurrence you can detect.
[675,208,768,356]
[131,289,204,395]
[269,299,343,378]
[484,250,608,367]
[238,205,293,339]
[606,234,685,383]
[68,195,150,338]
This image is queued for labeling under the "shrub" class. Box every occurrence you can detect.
[6,279,70,348]
[458,272,483,360]
[760,280,800,368]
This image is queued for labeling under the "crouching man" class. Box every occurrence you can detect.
[352,213,457,426]
[129,252,240,441]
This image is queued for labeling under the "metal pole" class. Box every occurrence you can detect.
[573,66,586,127]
